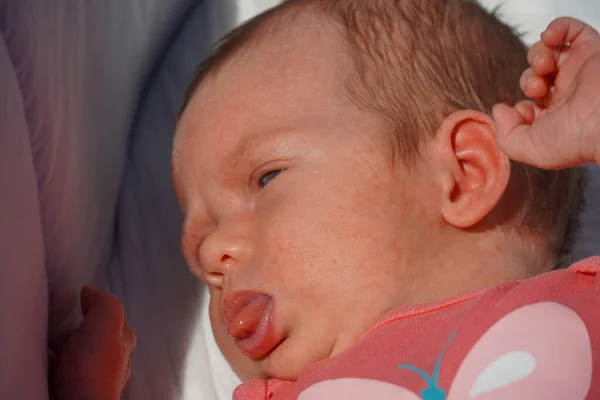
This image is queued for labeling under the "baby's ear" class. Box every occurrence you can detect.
[432,110,510,229]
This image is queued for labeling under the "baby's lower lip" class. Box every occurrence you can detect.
[234,299,280,359]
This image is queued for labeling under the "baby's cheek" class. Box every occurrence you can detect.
[208,292,266,381]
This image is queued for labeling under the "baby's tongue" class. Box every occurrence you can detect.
[228,295,271,340]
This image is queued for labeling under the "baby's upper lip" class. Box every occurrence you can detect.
[221,290,266,328]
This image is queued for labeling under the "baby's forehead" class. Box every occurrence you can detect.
[177,20,355,132]
[182,5,355,106]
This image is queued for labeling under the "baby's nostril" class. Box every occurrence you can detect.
[220,255,232,264]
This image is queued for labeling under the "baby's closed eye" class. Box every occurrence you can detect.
[258,170,283,188]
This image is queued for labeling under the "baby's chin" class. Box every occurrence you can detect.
[231,359,267,382]
[258,336,337,381]
[227,336,333,382]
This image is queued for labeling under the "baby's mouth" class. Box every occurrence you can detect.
[226,294,271,339]
[222,291,279,359]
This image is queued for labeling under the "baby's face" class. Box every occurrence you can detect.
[174,16,437,380]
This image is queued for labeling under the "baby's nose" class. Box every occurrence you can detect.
[199,221,252,282]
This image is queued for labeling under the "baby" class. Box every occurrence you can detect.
[48,1,600,399]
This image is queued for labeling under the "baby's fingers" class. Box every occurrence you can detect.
[493,102,577,169]
[120,320,136,388]
[493,103,524,143]
[493,101,543,139]
[528,40,558,76]
[520,68,550,101]
[80,286,125,341]
[121,320,137,354]
[513,101,544,125]
[542,17,599,48]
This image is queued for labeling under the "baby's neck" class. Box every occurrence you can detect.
[402,226,552,307]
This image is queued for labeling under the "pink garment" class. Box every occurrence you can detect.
[235,257,600,399]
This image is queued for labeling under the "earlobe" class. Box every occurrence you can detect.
[435,110,510,229]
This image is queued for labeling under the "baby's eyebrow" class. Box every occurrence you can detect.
[219,130,278,171]
[222,132,263,163]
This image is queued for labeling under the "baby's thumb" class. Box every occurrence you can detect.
[493,103,563,169]
[493,103,535,160]
[79,286,125,340]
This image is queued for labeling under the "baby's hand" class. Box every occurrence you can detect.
[49,286,136,400]
[493,17,600,168]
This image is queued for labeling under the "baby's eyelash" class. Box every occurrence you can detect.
[258,169,283,188]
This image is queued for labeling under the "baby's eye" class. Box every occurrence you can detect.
[258,170,282,188]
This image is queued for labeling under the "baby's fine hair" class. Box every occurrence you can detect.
[180,0,586,268]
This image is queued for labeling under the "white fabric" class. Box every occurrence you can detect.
[0,1,191,398]
[0,31,47,400]
[0,0,194,339]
